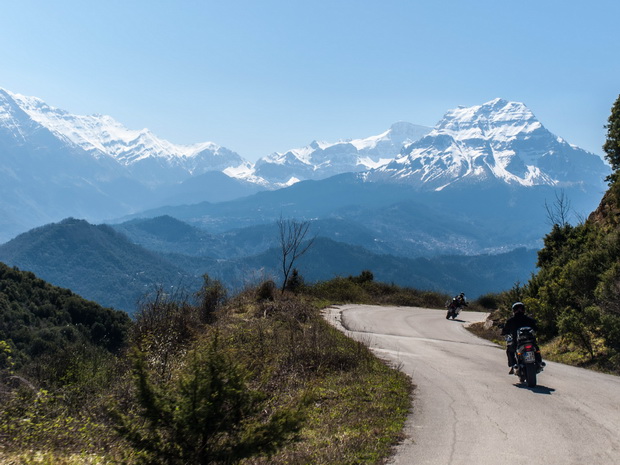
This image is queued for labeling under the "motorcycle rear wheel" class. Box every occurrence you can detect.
[525,364,537,387]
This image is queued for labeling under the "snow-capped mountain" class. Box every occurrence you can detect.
[2,87,431,190]
[0,87,610,250]
[252,122,431,185]
[366,98,608,191]
[0,88,263,241]
[2,88,247,187]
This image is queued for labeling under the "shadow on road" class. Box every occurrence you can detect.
[513,384,555,395]
[447,318,466,323]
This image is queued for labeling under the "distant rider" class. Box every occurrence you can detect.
[451,292,468,309]
[501,302,539,374]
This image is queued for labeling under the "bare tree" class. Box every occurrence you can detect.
[544,189,572,227]
[277,216,315,293]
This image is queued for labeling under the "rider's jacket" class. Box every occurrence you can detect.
[501,313,538,342]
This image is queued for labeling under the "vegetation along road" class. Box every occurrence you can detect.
[325,305,620,465]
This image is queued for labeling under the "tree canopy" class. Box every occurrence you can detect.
[603,94,620,184]
[0,261,131,373]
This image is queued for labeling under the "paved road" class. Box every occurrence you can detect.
[324,304,620,465]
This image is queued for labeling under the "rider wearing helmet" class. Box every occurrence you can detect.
[501,302,538,374]
[453,292,468,307]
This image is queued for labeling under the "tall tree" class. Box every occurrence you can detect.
[603,94,620,184]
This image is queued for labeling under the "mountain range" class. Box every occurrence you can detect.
[0,88,437,241]
[0,88,612,311]
[4,88,607,242]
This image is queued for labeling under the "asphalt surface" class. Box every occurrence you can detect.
[324,304,620,465]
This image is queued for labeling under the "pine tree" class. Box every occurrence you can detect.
[115,336,303,464]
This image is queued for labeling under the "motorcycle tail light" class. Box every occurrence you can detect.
[524,345,533,350]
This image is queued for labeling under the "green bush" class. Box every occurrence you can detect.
[557,306,603,359]
[195,274,227,324]
[0,270,414,463]
[306,277,370,303]
[475,293,501,310]
[114,336,303,465]
[284,269,305,294]
[256,280,276,301]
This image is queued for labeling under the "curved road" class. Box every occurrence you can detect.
[324,304,620,465]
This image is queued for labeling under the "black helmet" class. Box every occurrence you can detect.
[512,302,525,313]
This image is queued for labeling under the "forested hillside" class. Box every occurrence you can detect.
[0,218,202,313]
[0,260,131,387]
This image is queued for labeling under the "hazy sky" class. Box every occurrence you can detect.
[2,0,618,161]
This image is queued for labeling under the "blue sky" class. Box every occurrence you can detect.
[2,0,618,161]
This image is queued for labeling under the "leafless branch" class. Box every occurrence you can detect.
[277,215,315,292]
[545,189,572,227]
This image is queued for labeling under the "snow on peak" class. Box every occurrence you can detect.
[250,123,431,186]
[3,88,244,167]
[3,88,605,194]
[368,99,608,190]
[349,122,431,152]
[436,98,541,141]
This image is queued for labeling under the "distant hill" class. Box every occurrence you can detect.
[118,174,597,256]
[0,218,202,314]
[153,235,538,298]
[0,218,538,315]
[112,215,227,257]
[228,237,538,298]
[0,261,131,370]
[111,215,539,296]
[112,214,427,259]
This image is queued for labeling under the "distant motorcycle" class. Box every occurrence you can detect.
[445,300,463,319]
[506,326,545,387]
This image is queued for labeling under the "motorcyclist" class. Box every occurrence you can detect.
[450,292,467,309]
[501,302,539,374]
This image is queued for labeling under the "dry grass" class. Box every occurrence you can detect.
[466,321,505,346]
[0,451,113,465]
[0,284,413,465]
[218,290,413,465]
